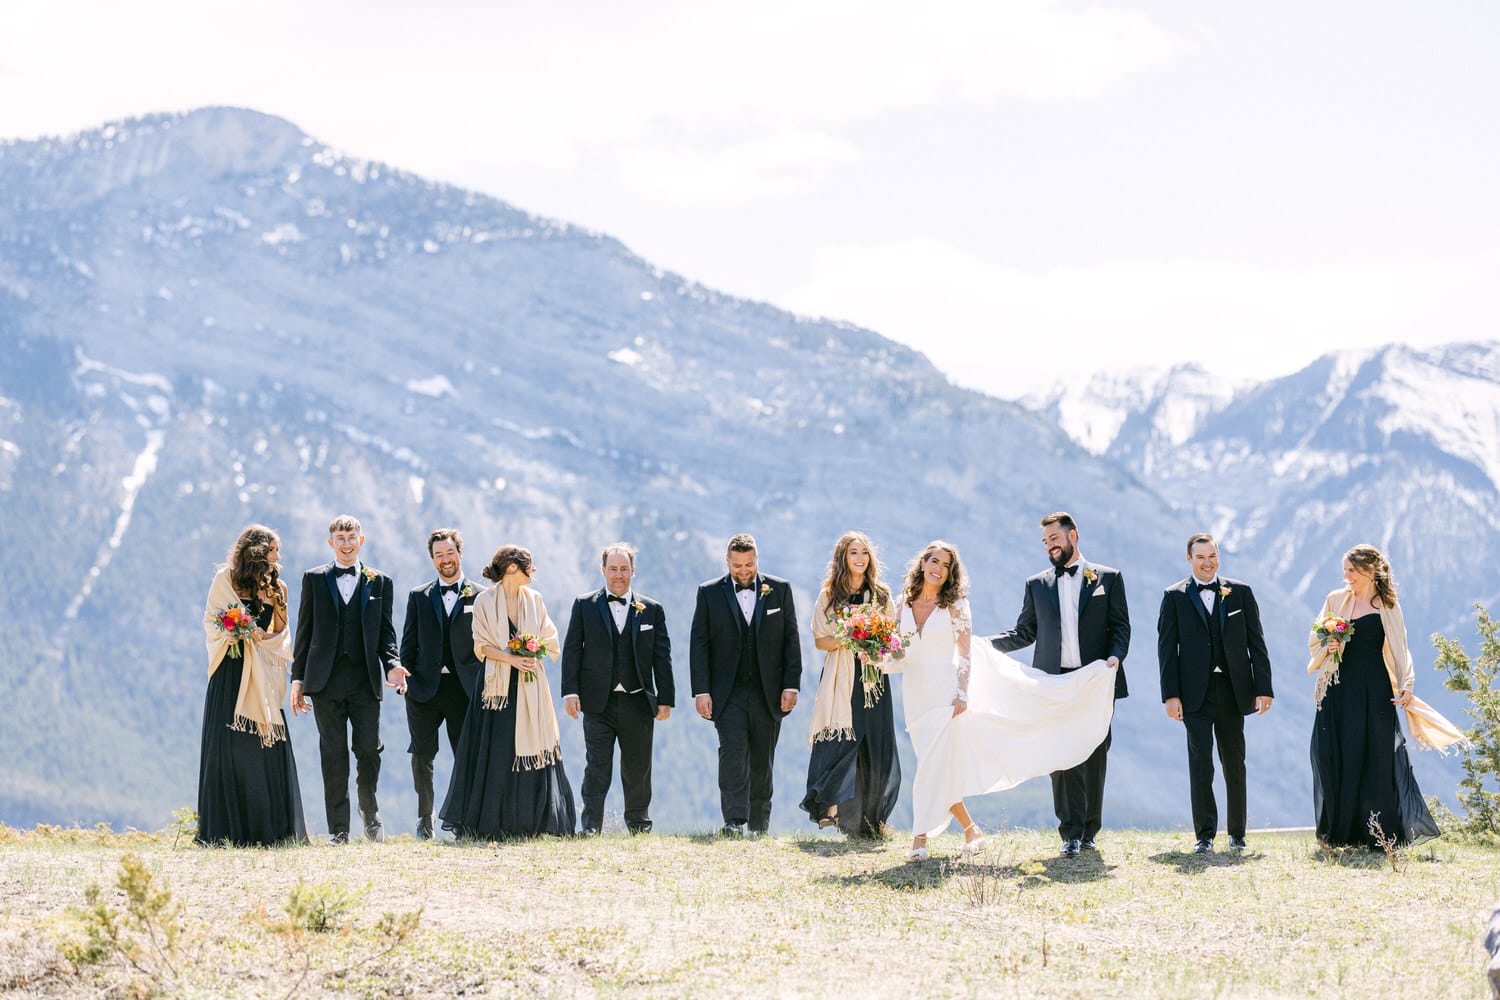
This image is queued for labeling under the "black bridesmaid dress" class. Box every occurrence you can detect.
[1310,613,1440,847]
[196,599,307,846]
[440,621,576,839]
[801,594,902,837]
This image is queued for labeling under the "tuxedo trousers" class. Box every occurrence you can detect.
[404,671,469,821]
[311,684,382,835]
[581,691,656,832]
[714,677,781,830]
[1051,726,1111,841]
[1184,671,1248,841]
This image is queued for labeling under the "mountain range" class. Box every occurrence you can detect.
[0,107,1489,835]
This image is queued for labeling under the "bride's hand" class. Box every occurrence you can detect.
[951,696,967,717]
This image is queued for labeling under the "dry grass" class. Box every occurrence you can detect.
[0,823,1496,998]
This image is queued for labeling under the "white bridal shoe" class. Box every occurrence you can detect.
[960,823,987,856]
[905,836,929,861]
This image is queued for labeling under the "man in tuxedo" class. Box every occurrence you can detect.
[560,542,674,835]
[290,514,401,843]
[690,533,802,835]
[387,528,485,840]
[988,512,1129,857]
[1157,532,1274,854]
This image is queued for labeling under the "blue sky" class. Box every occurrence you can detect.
[3,0,1497,396]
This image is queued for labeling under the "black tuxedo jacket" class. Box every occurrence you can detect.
[560,589,675,714]
[399,577,487,702]
[988,560,1131,699]
[1157,576,1273,715]
[291,562,400,699]
[689,573,802,717]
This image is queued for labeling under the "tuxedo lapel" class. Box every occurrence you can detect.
[429,581,446,625]
[1186,583,1209,626]
[358,565,372,617]
[628,599,642,645]
[751,575,767,632]
[323,563,341,607]
[595,589,614,635]
[721,576,745,634]
[1076,561,1093,616]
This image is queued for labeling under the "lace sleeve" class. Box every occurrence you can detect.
[953,600,971,703]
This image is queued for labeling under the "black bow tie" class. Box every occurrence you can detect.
[1057,565,1078,578]
[1197,582,1219,593]
[440,583,460,595]
[735,581,756,593]
[607,594,627,605]
[333,565,357,578]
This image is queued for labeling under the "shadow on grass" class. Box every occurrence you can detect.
[1148,848,1260,875]
[814,857,963,891]
[1016,853,1119,884]
[789,835,894,857]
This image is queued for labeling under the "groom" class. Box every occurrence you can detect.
[988,512,1130,857]
[689,533,802,835]
[1157,532,1273,854]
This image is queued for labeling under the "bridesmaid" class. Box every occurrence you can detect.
[1308,544,1464,848]
[197,525,307,846]
[801,531,901,838]
[440,545,576,838]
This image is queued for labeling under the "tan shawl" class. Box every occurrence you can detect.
[808,589,894,745]
[203,568,289,747]
[472,584,562,770]
[1306,588,1468,753]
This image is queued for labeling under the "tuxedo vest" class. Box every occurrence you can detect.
[440,598,457,673]
[610,613,642,692]
[1205,595,1228,672]
[334,589,367,674]
[736,607,758,685]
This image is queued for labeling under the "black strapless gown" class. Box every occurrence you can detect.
[196,600,307,847]
[1310,613,1439,847]
[801,598,901,836]
[439,623,576,839]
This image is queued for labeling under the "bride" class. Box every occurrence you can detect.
[893,541,1118,860]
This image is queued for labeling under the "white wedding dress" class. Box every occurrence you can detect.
[896,599,1117,837]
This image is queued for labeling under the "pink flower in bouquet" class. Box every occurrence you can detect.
[525,638,540,652]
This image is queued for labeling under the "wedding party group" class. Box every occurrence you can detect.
[198,511,1468,860]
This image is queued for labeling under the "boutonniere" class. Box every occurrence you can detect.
[633,600,646,614]
[1220,585,1232,599]
[460,584,475,599]
[363,567,378,583]
[1082,568,1098,586]
[759,583,772,600]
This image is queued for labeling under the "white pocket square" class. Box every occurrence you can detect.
[639,623,654,631]
[1092,586,1105,597]
[1227,609,1242,618]
[766,607,782,615]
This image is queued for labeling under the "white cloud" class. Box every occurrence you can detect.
[783,238,1500,398]
[617,132,859,206]
[0,0,1182,174]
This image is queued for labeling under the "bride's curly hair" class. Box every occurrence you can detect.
[900,540,967,609]
[820,531,891,608]
[227,524,280,602]
[1345,543,1397,608]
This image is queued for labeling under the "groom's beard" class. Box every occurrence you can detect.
[1049,543,1076,570]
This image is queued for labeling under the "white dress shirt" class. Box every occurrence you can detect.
[1058,561,1083,670]
[735,582,756,624]
[335,562,360,604]
[439,576,465,673]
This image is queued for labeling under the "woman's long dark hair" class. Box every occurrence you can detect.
[900,540,967,609]
[820,531,891,608]
[227,524,279,601]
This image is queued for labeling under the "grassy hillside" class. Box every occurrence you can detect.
[1,824,1496,998]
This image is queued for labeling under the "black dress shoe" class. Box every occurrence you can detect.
[1061,839,1081,857]
[364,818,386,843]
[1194,838,1213,854]
[329,831,349,845]
[416,816,434,840]
[581,827,601,837]
[627,824,651,835]
[1228,835,1248,851]
[720,823,746,837]
[1080,839,1098,852]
